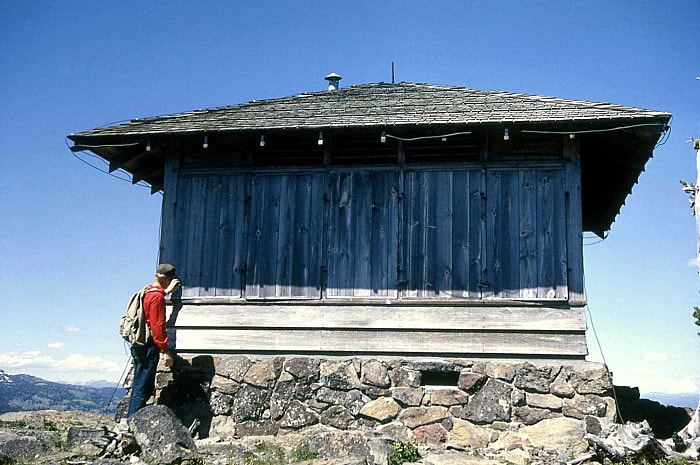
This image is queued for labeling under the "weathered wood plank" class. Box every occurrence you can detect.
[183,177,207,297]
[451,171,470,297]
[564,138,585,304]
[169,304,586,331]
[159,155,180,264]
[537,171,555,298]
[276,175,294,297]
[486,170,501,298]
[171,328,588,355]
[554,170,568,299]
[199,176,223,296]
[519,171,537,299]
[504,171,521,299]
[370,172,387,295]
[353,172,371,296]
[435,171,453,297]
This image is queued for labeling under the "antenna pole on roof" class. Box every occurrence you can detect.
[392,62,395,84]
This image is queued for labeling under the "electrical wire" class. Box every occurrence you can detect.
[583,277,625,424]
[93,355,133,428]
[521,122,668,135]
[385,131,472,141]
[64,137,155,191]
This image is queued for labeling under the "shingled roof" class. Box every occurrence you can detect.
[68,81,671,235]
[70,82,669,138]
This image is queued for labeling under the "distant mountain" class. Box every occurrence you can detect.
[0,369,125,414]
[642,392,699,409]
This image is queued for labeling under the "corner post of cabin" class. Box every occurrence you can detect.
[563,136,584,305]
[159,154,181,264]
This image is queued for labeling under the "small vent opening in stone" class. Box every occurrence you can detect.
[420,371,459,386]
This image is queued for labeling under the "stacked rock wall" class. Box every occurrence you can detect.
[124,356,616,454]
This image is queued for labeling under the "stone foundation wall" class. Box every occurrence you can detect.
[121,356,616,453]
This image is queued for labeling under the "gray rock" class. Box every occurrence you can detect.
[67,426,103,447]
[513,363,552,393]
[513,406,555,425]
[283,357,320,381]
[210,375,240,395]
[210,391,234,415]
[0,431,49,461]
[321,405,355,429]
[361,385,391,399]
[319,362,362,390]
[563,394,608,419]
[407,360,459,372]
[316,388,366,416]
[484,362,516,382]
[550,366,576,398]
[279,400,319,429]
[128,405,196,465]
[414,423,448,444]
[361,360,390,388]
[243,362,277,388]
[270,380,311,419]
[155,372,174,390]
[399,406,449,428]
[511,388,526,407]
[359,397,400,423]
[430,388,468,406]
[448,418,492,448]
[390,366,421,387]
[571,368,612,395]
[526,393,562,410]
[461,378,513,424]
[391,387,424,406]
[457,372,487,392]
[216,356,252,382]
[234,420,279,436]
[231,384,268,422]
[584,415,602,435]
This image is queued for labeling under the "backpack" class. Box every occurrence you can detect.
[119,286,164,346]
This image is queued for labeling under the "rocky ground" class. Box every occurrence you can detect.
[0,408,602,465]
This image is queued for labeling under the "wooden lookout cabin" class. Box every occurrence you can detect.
[68,77,670,362]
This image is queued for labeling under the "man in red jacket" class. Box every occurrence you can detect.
[126,263,180,416]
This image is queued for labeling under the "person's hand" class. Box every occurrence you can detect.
[164,352,174,369]
[165,278,181,295]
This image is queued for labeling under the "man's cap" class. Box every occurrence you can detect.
[156,263,177,277]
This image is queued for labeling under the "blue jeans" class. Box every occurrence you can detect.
[127,342,160,417]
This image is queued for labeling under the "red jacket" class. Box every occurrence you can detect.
[143,285,170,354]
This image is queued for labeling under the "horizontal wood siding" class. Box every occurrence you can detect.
[169,327,586,356]
[169,304,586,331]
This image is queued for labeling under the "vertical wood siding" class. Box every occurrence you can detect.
[327,171,399,297]
[246,173,325,298]
[404,170,482,298]
[485,169,567,299]
[167,165,575,301]
[172,175,247,298]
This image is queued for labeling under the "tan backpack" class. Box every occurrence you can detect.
[119,286,163,346]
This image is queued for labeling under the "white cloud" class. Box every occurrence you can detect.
[642,351,668,362]
[688,257,697,267]
[0,351,124,382]
[62,325,81,333]
[640,376,699,394]
[47,342,64,349]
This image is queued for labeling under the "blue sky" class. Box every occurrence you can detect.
[0,1,698,397]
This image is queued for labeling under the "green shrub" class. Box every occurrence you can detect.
[292,440,318,462]
[386,441,420,465]
[41,418,59,432]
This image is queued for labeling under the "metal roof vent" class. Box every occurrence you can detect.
[325,72,342,91]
